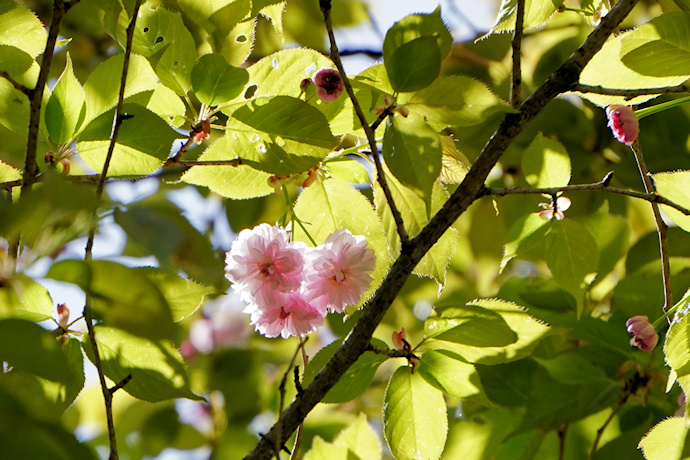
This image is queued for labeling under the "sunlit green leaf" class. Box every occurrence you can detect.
[47,259,175,340]
[382,112,442,209]
[45,54,86,146]
[0,44,38,89]
[0,0,47,57]
[40,337,86,414]
[522,133,571,188]
[383,366,447,460]
[192,53,249,106]
[83,326,201,402]
[418,350,483,399]
[136,268,214,322]
[405,75,513,127]
[489,0,565,34]
[425,304,518,348]
[654,170,690,232]
[500,213,550,273]
[639,417,690,460]
[324,157,371,184]
[0,274,54,322]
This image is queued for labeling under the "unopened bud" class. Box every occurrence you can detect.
[57,303,70,329]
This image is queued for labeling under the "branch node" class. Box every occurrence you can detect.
[108,374,132,396]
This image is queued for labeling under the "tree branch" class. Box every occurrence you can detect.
[319,0,410,246]
[243,0,641,458]
[485,173,690,216]
[573,83,690,98]
[82,3,143,459]
[0,70,30,94]
[510,0,525,107]
[21,0,66,191]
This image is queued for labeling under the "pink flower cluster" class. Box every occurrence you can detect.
[626,315,659,352]
[606,105,639,146]
[225,224,376,339]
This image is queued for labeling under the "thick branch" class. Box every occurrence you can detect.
[320,0,410,246]
[243,0,640,458]
[21,0,66,191]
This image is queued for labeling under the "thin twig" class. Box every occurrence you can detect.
[558,424,568,460]
[574,83,690,98]
[510,0,525,107]
[289,346,310,460]
[319,0,410,246]
[366,343,416,359]
[244,1,641,458]
[108,374,132,395]
[82,3,143,460]
[0,70,30,94]
[21,0,66,191]
[485,173,690,216]
[275,338,307,459]
[630,140,673,313]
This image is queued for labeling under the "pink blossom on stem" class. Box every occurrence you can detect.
[225,224,306,304]
[248,291,325,339]
[313,68,344,103]
[606,105,639,146]
[305,229,376,313]
[626,315,659,352]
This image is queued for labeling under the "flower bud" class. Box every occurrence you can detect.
[626,315,658,352]
[606,105,639,146]
[56,303,70,329]
[192,118,212,145]
[392,328,407,350]
[312,68,343,103]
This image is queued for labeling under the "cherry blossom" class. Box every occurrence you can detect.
[606,105,639,146]
[225,224,307,305]
[626,315,659,352]
[247,291,325,339]
[305,229,376,313]
[312,68,343,103]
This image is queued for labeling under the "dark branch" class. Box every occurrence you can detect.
[574,83,690,98]
[0,70,30,94]
[510,0,525,107]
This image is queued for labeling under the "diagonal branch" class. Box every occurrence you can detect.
[319,0,410,246]
[510,0,525,107]
[574,83,690,98]
[243,0,641,458]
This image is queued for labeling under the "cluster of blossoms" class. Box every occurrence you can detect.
[225,224,376,339]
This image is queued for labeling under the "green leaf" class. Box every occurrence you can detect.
[639,417,690,460]
[535,350,613,385]
[0,77,30,136]
[181,136,274,199]
[489,0,565,34]
[383,7,452,66]
[386,36,441,93]
[46,259,175,340]
[0,318,75,383]
[653,170,690,232]
[424,304,518,347]
[302,339,388,404]
[217,17,255,66]
[303,437,351,460]
[545,219,599,316]
[582,204,632,283]
[418,350,484,399]
[424,299,550,365]
[45,54,86,145]
[665,310,690,398]
[192,53,249,106]
[578,29,689,107]
[500,213,550,273]
[82,326,201,402]
[324,157,371,185]
[383,366,447,460]
[382,112,442,208]
[127,85,187,127]
[0,274,54,321]
[0,0,48,57]
[40,337,86,414]
[292,179,391,308]
[405,75,514,127]
[332,413,381,460]
[114,205,224,286]
[241,48,334,100]
[522,133,571,188]
[77,104,177,177]
[0,159,20,182]
[137,268,214,322]
[83,54,159,125]
[620,13,690,78]
[225,96,338,175]
[0,44,39,89]
[374,166,457,286]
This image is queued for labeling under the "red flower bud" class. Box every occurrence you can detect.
[57,303,70,329]
[392,328,407,350]
[312,68,343,103]
[626,315,658,352]
[606,105,639,146]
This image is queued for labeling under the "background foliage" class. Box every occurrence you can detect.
[2,0,690,459]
